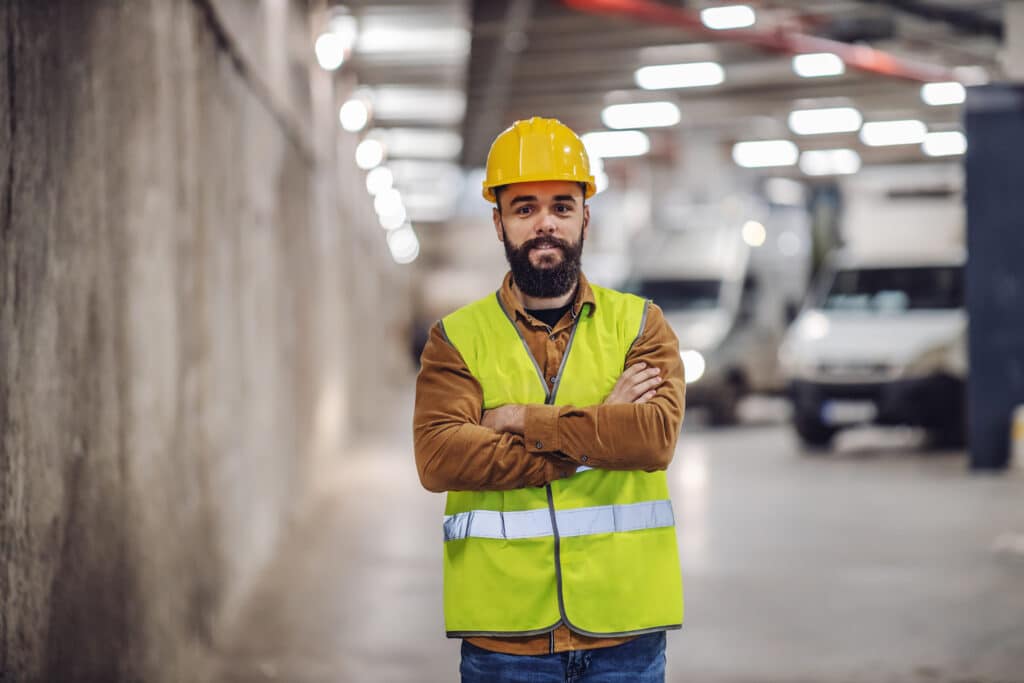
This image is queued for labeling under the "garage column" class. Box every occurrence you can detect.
[964,48,1024,468]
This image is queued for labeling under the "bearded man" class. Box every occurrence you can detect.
[413,117,686,683]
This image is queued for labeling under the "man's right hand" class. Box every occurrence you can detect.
[603,362,663,405]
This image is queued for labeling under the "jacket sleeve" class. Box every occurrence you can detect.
[522,302,686,471]
[413,322,579,493]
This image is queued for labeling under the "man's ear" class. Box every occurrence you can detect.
[493,207,504,242]
[582,204,591,241]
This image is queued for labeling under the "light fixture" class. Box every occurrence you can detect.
[339,99,369,132]
[355,139,385,169]
[581,130,651,158]
[859,120,927,146]
[922,131,967,157]
[792,53,845,78]
[700,5,755,30]
[357,25,470,57]
[679,350,706,383]
[741,220,766,247]
[387,224,420,264]
[732,140,799,168]
[601,102,681,129]
[787,107,862,135]
[365,166,394,196]
[799,148,861,176]
[921,82,966,106]
[369,87,466,125]
[374,188,403,217]
[315,33,346,71]
[378,209,407,231]
[369,128,462,160]
[635,62,725,90]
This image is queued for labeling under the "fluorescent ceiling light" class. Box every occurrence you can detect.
[370,87,466,125]
[732,140,799,168]
[357,26,470,57]
[700,5,755,29]
[387,225,420,264]
[792,53,845,78]
[799,148,861,176]
[315,33,346,71]
[922,131,967,157]
[370,128,462,160]
[635,62,725,90]
[921,81,966,106]
[601,102,680,129]
[355,139,385,169]
[582,130,651,158]
[365,166,394,196]
[374,188,404,217]
[787,107,862,135]
[952,65,988,85]
[339,99,370,132]
[859,119,927,146]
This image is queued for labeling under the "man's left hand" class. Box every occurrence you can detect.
[481,404,526,435]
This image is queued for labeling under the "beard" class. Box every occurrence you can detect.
[503,230,584,299]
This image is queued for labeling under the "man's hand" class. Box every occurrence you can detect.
[481,404,526,434]
[604,362,663,405]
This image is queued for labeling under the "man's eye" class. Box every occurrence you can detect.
[555,204,572,213]
[516,206,532,215]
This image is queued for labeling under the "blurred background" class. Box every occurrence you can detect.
[2,1,1024,681]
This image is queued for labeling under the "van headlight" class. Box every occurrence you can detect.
[680,350,706,384]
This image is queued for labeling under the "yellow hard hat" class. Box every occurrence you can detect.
[482,117,596,202]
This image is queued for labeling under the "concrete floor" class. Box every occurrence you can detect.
[215,397,1024,683]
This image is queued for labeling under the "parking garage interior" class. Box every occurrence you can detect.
[2,1,1024,682]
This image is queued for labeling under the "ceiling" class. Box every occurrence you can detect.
[330,0,1007,225]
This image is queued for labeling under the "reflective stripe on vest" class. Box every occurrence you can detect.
[443,500,675,542]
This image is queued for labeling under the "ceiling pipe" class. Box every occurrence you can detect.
[561,0,956,83]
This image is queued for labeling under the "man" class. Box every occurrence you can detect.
[414,117,685,683]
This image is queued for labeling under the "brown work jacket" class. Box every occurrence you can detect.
[413,271,685,655]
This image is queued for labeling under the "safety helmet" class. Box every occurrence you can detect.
[482,117,596,202]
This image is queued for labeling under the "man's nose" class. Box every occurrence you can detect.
[534,210,558,234]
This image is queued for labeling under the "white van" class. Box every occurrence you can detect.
[778,248,966,448]
[629,226,790,424]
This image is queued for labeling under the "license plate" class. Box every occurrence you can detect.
[821,400,877,425]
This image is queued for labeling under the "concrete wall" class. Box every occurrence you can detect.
[0,1,407,680]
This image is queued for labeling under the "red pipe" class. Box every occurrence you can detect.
[561,0,955,83]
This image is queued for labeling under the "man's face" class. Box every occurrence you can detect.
[492,180,590,298]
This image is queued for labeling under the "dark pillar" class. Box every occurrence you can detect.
[964,84,1024,470]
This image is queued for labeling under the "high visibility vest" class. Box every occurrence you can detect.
[440,284,683,638]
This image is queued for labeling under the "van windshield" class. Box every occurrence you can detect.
[631,279,722,311]
[819,266,963,311]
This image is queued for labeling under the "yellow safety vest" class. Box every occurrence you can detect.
[440,284,683,638]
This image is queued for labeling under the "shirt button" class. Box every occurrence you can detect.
[549,376,557,384]
[581,455,589,463]
[535,441,544,449]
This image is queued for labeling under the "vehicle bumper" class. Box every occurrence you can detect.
[789,374,964,428]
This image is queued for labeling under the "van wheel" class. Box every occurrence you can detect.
[794,414,837,450]
[708,374,744,426]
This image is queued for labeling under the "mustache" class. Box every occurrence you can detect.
[521,236,571,252]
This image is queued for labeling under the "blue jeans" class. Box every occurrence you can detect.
[460,631,667,683]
